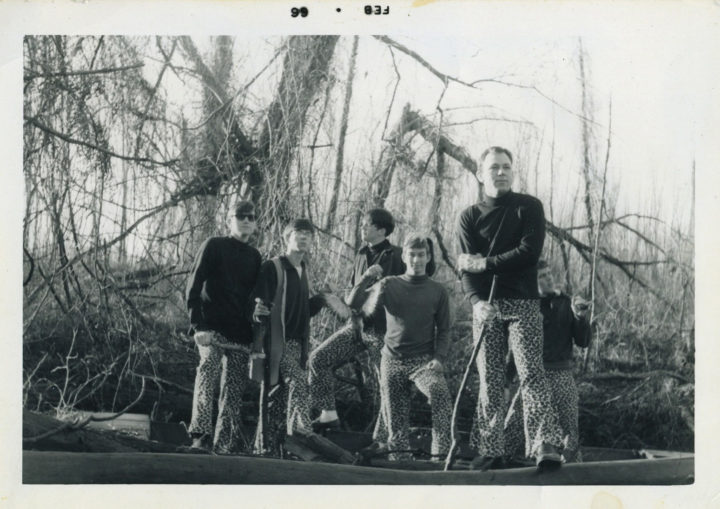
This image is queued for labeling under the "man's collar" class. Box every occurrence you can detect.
[481,190,513,207]
[360,238,391,254]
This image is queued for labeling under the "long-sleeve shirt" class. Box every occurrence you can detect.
[540,293,591,370]
[252,256,325,340]
[350,239,406,334]
[506,292,591,378]
[350,274,451,361]
[457,191,545,302]
[186,236,262,343]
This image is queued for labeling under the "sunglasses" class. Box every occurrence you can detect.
[235,213,256,221]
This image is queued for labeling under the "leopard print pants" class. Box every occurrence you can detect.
[254,339,312,455]
[469,298,564,458]
[188,336,251,453]
[380,353,451,461]
[308,323,387,442]
[504,368,581,461]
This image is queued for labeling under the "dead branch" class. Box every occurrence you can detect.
[374,36,600,126]
[580,370,691,385]
[24,62,144,81]
[25,116,178,167]
[23,246,35,286]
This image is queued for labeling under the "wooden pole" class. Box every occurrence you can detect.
[444,276,497,471]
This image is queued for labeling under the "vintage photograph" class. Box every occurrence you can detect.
[6,2,717,502]
[19,31,697,485]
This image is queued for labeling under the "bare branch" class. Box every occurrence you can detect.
[25,116,178,167]
[24,62,144,81]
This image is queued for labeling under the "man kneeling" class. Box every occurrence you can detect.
[348,235,451,461]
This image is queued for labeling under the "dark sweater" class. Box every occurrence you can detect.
[350,239,406,334]
[350,274,450,361]
[253,256,325,341]
[186,236,262,343]
[457,191,545,302]
[541,293,591,370]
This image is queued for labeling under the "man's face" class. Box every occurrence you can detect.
[229,211,256,239]
[403,247,428,276]
[287,229,313,253]
[537,267,555,295]
[480,152,514,197]
[360,216,386,245]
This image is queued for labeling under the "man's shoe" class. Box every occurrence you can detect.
[469,455,505,471]
[182,434,213,454]
[535,443,562,472]
[310,418,341,434]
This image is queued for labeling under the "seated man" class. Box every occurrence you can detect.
[504,259,591,462]
[348,235,451,461]
[308,208,406,439]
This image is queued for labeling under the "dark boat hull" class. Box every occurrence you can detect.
[23,450,693,485]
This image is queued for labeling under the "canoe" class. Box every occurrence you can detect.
[22,450,693,485]
[22,410,693,484]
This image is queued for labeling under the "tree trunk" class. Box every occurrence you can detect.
[250,35,340,224]
[325,36,358,232]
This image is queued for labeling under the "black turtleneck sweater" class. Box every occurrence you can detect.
[349,274,450,360]
[186,236,262,343]
[350,238,405,334]
[457,191,545,303]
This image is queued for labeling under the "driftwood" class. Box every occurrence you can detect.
[284,429,356,464]
[23,451,693,485]
[23,410,178,454]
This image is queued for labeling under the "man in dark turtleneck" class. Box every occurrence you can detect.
[309,209,405,438]
[456,146,564,471]
[186,200,262,453]
[347,235,451,461]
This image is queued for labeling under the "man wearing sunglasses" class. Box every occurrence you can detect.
[186,201,262,453]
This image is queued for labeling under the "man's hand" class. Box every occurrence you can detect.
[457,253,487,273]
[473,300,498,322]
[253,298,271,323]
[427,358,444,371]
[571,295,591,318]
[362,264,383,281]
[194,330,214,347]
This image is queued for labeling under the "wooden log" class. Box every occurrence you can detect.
[284,429,356,464]
[23,451,693,485]
[23,410,178,454]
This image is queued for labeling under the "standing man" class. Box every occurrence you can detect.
[347,235,451,461]
[252,218,326,454]
[504,260,591,462]
[186,201,262,453]
[457,146,564,470]
[308,208,405,437]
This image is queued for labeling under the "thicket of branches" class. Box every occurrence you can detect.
[23,36,694,450]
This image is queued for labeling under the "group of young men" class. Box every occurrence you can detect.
[185,146,591,471]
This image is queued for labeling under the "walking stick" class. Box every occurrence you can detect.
[444,275,498,471]
[259,312,272,454]
[245,300,273,454]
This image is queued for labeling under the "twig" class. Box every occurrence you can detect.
[584,98,611,371]
[580,370,691,385]
[24,62,144,81]
[130,371,193,394]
